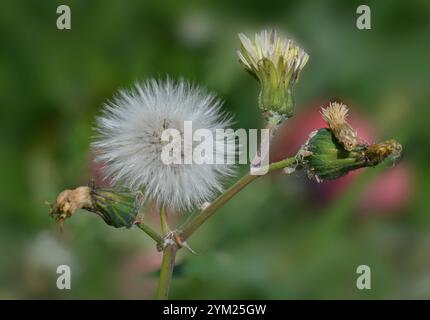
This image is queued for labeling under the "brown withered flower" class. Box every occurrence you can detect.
[48,185,143,230]
[321,102,358,151]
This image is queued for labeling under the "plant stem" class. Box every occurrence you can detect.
[268,157,297,171]
[179,156,296,241]
[160,206,169,235]
[155,156,296,299]
[136,223,163,244]
[156,206,177,300]
[156,243,178,300]
[250,118,280,169]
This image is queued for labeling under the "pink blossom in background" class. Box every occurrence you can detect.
[89,153,111,187]
[359,162,414,214]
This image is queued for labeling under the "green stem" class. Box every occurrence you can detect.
[155,156,296,299]
[156,206,177,300]
[136,223,163,244]
[160,206,169,235]
[268,157,297,171]
[156,244,178,300]
[179,156,296,241]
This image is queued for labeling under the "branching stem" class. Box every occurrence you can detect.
[136,223,163,245]
[178,156,297,241]
[153,156,297,300]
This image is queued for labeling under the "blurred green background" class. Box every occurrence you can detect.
[1,0,429,299]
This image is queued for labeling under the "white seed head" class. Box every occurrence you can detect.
[92,78,236,213]
[237,29,309,80]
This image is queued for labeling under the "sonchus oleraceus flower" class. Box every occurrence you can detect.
[92,78,236,213]
[299,103,402,182]
[237,29,309,122]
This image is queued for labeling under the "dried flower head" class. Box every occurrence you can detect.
[299,103,402,182]
[52,186,93,218]
[364,139,402,166]
[321,102,358,151]
[300,129,402,182]
[92,78,235,213]
[237,29,309,119]
[48,186,142,229]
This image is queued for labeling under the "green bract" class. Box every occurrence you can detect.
[301,129,402,182]
[49,186,143,229]
[89,188,143,228]
[302,129,366,181]
[237,29,308,121]
[258,58,295,118]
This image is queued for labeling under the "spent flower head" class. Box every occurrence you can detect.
[237,29,309,121]
[92,78,235,213]
[321,102,358,151]
[299,103,402,182]
[48,185,142,229]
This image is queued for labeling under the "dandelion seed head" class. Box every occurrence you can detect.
[92,78,236,213]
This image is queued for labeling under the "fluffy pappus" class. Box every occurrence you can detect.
[92,78,236,213]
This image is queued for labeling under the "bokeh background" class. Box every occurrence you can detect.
[0,0,429,299]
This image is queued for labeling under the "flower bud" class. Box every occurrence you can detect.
[300,128,402,182]
[48,185,143,229]
[237,29,308,121]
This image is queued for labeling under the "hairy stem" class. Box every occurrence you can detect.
[179,156,296,241]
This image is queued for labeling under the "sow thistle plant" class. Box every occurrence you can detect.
[48,29,402,299]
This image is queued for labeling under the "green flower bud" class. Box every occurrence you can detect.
[300,128,402,182]
[48,185,143,229]
[237,29,308,121]
[89,187,143,228]
[258,58,295,119]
